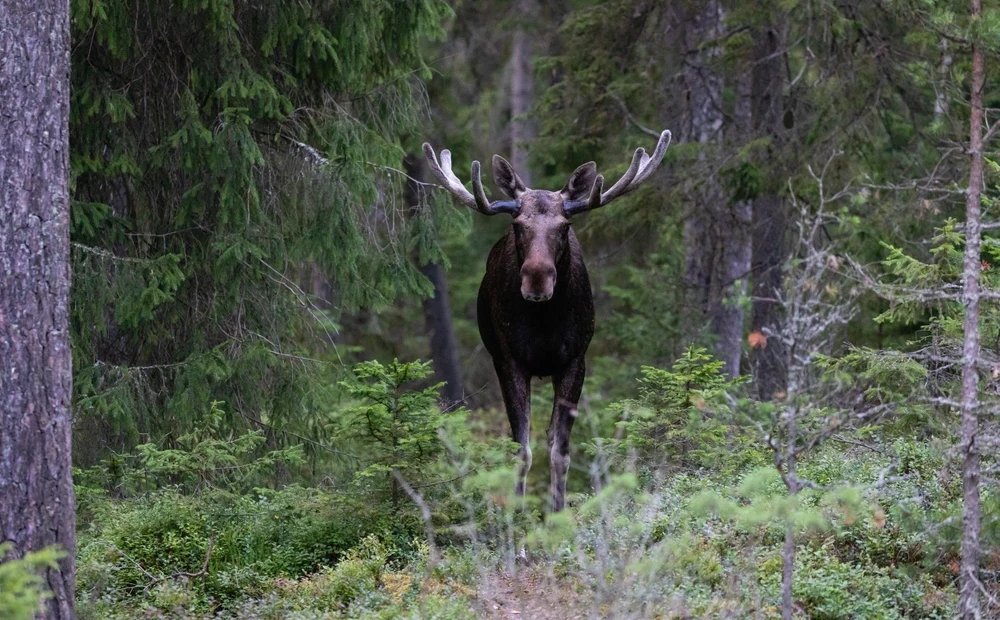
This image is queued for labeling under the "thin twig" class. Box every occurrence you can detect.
[392,470,440,568]
[610,94,663,138]
[143,530,216,592]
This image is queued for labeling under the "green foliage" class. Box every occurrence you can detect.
[692,466,859,539]
[0,545,66,620]
[75,486,419,614]
[600,347,748,475]
[136,400,304,493]
[270,534,391,612]
[68,0,454,463]
[758,546,953,619]
[75,400,303,497]
[878,221,1000,343]
[338,359,469,501]
[509,442,956,617]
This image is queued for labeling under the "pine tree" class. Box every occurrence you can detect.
[0,0,76,615]
[959,1,985,613]
[68,0,450,459]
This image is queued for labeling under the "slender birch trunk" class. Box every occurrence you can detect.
[781,406,799,620]
[959,1,984,615]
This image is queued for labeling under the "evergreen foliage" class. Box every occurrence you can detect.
[0,546,67,620]
[603,346,748,474]
[69,0,452,459]
[337,359,470,503]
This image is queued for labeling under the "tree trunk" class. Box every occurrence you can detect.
[404,155,466,408]
[421,261,466,408]
[679,0,722,323]
[751,193,787,400]
[713,70,755,378]
[0,0,76,617]
[781,406,799,620]
[510,0,536,184]
[750,22,789,401]
[959,2,984,615]
[679,0,747,376]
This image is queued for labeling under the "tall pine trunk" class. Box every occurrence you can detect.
[750,21,789,401]
[510,0,536,184]
[959,0,984,614]
[678,0,747,377]
[0,0,76,616]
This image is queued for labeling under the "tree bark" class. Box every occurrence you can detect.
[678,0,747,376]
[404,155,466,409]
[0,0,76,617]
[750,22,789,401]
[713,69,755,378]
[781,406,799,620]
[420,262,466,408]
[679,0,723,336]
[510,0,536,185]
[959,2,984,615]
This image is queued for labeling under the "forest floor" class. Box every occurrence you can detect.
[477,566,588,619]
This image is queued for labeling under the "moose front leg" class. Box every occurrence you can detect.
[548,356,584,511]
[496,361,532,498]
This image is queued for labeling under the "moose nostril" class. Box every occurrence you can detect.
[523,291,552,302]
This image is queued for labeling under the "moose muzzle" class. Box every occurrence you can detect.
[520,261,556,302]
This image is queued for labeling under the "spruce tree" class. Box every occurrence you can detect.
[69,0,450,459]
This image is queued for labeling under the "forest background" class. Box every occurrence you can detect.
[4,0,1000,617]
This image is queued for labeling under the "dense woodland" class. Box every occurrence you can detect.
[4,0,1000,617]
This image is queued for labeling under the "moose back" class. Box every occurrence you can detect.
[423,130,671,510]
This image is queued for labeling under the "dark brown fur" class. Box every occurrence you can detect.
[477,191,594,511]
[422,130,670,511]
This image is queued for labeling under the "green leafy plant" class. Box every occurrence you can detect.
[338,359,469,505]
[599,346,747,476]
[136,400,305,493]
[0,544,66,620]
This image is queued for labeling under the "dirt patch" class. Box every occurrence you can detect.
[477,565,589,619]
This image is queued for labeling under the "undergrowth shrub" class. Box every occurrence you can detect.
[69,355,970,618]
[757,546,954,619]
[0,545,66,620]
[337,359,473,505]
[590,346,759,482]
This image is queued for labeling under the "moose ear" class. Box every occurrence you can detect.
[492,155,527,199]
[560,162,598,203]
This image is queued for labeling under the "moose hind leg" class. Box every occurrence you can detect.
[496,362,532,498]
[548,357,585,511]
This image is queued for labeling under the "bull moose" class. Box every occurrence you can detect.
[422,130,671,511]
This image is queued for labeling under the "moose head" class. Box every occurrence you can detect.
[423,130,671,303]
[422,130,671,511]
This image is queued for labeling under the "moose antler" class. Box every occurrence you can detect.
[422,143,520,216]
[563,129,671,216]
